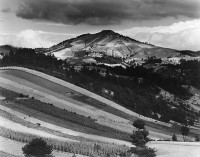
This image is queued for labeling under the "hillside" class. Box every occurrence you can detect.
[1,66,200,156]
[37,30,194,60]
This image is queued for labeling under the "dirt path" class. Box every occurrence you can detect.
[147,141,200,157]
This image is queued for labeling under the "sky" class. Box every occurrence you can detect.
[0,0,200,51]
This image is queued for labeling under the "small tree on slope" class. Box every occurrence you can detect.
[172,134,177,141]
[181,125,189,142]
[133,119,145,130]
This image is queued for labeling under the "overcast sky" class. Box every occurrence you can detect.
[0,0,200,51]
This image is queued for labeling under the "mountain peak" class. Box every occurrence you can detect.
[99,30,116,35]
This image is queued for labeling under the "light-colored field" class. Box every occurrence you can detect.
[0,151,21,157]
[0,136,25,157]
[0,115,76,142]
[147,141,200,157]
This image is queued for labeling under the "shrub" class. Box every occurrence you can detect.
[172,134,177,141]
[22,138,53,157]
[133,119,145,130]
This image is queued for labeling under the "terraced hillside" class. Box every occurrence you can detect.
[1,67,200,156]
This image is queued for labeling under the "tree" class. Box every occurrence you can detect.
[195,135,200,142]
[133,119,145,130]
[131,129,149,147]
[22,138,53,157]
[172,134,177,141]
[181,125,189,142]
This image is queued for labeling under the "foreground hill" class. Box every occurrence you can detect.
[1,67,200,157]
[36,30,195,60]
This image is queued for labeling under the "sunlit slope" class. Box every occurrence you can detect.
[42,30,185,60]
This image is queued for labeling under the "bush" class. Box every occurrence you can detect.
[172,134,177,141]
[133,119,145,130]
[22,138,53,157]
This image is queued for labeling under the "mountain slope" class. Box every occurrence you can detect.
[38,30,191,60]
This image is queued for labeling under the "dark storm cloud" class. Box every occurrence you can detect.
[15,0,200,25]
